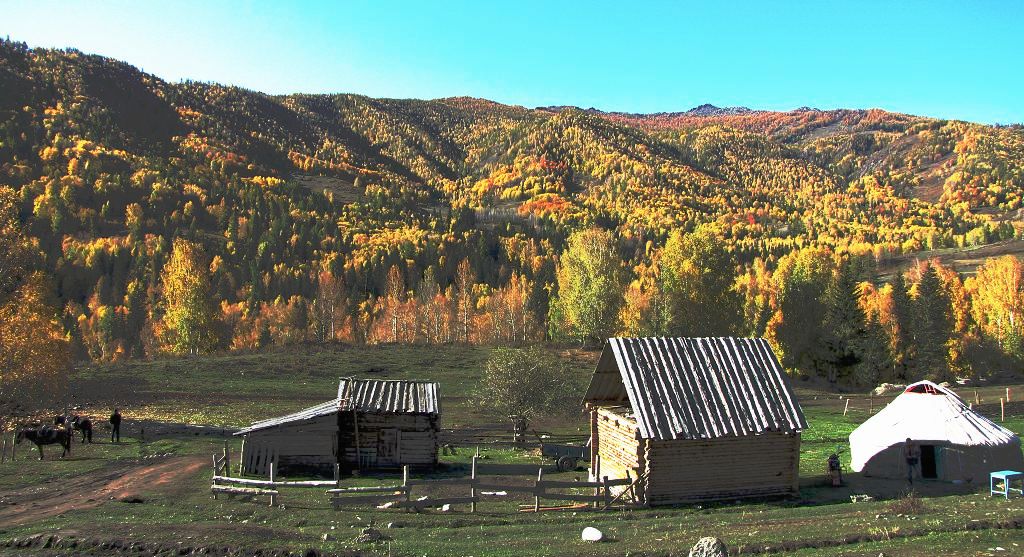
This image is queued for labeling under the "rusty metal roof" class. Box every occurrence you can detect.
[235,378,440,435]
[584,337,806,440]
[337,378,440,415]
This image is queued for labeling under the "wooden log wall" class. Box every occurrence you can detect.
[643,432,801,505]
[242,412,440,475]
[592,407,641,492]
[338,412,439,468]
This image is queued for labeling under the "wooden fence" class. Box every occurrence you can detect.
[210,447,641,512]
[328,456,639,512]
[439,426,587,448]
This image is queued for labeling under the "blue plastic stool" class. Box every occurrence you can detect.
[990,470,1024,499]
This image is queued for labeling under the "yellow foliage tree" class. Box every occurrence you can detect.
[0,273,70,417]
[966,255,1024,358]
[159,238,217,354]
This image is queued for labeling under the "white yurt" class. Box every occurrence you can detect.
[849,380,1024,482]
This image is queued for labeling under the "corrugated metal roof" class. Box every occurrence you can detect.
[337,378,440,415]
[234,398,340,435]
[235,378,440,435]
[584,337,807,440]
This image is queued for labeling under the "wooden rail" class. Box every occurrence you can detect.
[210,445,290,506]
[209,445,638,513]
[213,476,337,488]
[327,456,637,512]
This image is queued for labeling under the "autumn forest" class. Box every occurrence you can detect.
[3,39,1024,408]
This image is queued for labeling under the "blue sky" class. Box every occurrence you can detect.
[2,0,1022,123]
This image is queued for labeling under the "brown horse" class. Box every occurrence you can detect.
[55,415,94,443]
[16,426,72,460]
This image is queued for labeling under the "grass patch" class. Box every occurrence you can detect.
[887,490,928,516]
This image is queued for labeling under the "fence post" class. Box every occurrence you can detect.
[212,454,220,499]
[223,440,230,475]
[268,461,277,507]
[1008,387,1012,403]
[1,433,6,463]
[334,463,341,489]
[402,465,411,511]
[625,470,635,504]
[602,476,610,510]
[534,468,543,512]
[470,455,477,513]
[1002,398,1006,422]
[976,390,981,405]
[843,399,850,416]
[10,431,15,462]
[238,438,246,476]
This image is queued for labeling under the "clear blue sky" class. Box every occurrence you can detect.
[2,0,1022,124]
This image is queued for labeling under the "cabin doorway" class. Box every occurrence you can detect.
[920,445,937,479]
[378,428,401,467]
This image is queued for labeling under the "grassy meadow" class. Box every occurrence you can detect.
[1,344,1024,556]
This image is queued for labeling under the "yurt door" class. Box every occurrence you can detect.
[920,445,937,479]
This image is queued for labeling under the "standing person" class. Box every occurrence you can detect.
[109,408,122,443]
[904,438,920,484]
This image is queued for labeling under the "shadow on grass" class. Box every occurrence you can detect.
[794,471,984,508]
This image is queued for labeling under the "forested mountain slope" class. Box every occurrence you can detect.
[2,39,1024,387]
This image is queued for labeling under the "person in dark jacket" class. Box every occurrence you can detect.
[904,438,920,484]
[110,408,122,443]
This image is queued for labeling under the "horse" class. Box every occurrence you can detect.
[56,415,93,443]
[16,425,72,460]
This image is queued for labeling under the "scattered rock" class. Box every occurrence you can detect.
[689,536,728,557]
[321,533,333,542]
[355,527,387,543]
[440,504,451,512]
[581,527,604,542]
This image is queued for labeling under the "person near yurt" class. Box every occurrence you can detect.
[849,380,1024,483]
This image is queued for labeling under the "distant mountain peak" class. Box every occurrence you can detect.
[685,103,753,116]
[537,103,755,118]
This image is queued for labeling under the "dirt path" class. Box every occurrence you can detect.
[0,455,205,527]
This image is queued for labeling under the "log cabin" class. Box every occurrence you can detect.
[584,337,807,505]
[235,378,440,476]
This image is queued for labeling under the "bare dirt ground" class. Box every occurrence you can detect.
[0,455,205,527]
